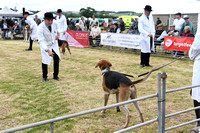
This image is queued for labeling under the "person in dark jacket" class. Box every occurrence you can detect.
[118,18,125,32]
[181,26,194,37]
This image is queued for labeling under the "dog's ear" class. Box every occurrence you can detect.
[95,62,100,68]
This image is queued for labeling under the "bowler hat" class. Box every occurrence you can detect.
[144,5,152,11]
[57,9,62,13]
[44,12,54,19]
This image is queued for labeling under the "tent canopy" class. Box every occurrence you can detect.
[0,6,22,17]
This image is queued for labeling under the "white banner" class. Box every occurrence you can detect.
[101,33,141,49]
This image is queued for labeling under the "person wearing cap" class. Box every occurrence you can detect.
[23,12,38,51]
[179,15,195,35]
[37,12,61,82]
[89,23,101,47]
[74,23,82,31]
[56,9,68,49]
[156,17,162,26]
[118,18,125,32]
[173,12,185,32]
[138,5,155,68]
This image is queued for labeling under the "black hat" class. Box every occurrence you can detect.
[144,5,152,11]
[57,9,62,13]
[24,12,29,15]
[44,12,54,19]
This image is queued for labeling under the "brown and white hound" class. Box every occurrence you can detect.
[95,59,152,128]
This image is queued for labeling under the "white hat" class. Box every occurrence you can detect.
[183,15,189,19]
[75,23,79,26]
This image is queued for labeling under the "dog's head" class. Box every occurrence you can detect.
[95,59,112,70]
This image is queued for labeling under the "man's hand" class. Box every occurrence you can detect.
[47,50,54,57]
[63,32,66,35]
[56,33,60,40]
[148,34,153,37]
[154,38,157,41]
[168,31,173,35]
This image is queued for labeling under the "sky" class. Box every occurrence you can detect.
[1,0,200,14]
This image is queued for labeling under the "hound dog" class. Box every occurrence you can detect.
[58,40,72,59]
[95,59,152,128]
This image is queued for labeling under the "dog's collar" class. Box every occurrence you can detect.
[101,68,110,75]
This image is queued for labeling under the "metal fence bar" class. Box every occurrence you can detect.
[166,106,200,118]
[157,73,162,133]
[165,118,200,131]
[161,72,167,133]
[166,85,200,94]
[50,123,53,133]
[0,94,158,133]
[114,118,158,133]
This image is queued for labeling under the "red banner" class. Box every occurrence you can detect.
[66,31,89,48]
[164,36,194,52]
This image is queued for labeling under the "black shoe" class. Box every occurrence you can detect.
[53,77,60,81]
[25,49,32,51]
[43,78,48,82]
[140,64,145,68]
[146,65,153,67]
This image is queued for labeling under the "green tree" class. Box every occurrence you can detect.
[79,7,96,18]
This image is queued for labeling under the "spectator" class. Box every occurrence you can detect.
[34,15,40,25]
[174,26,194,57]
[79,16,86,31]
[156,17,162,25]
[13,21,21,39]
[189,27,200,127]
[179,15,195,35]
[86,18,90,31]
[132,18,139,34]
[173,12,185,32]
[107,23,114,33]
[127,26,134,34]
[113,23,121,33]
[155,24,164,37]
[167,25,179,37]
[182,26,194,37]
[66,17,70,28]
[118,18,125,32]
[89,23,101,47]
[90,15,99,28]
[74,23,82,31]
[1,16,5,29]
[1,21,9,39]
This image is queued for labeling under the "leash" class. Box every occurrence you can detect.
[137,56,183,77]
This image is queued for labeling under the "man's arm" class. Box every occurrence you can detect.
[138,18,149,36]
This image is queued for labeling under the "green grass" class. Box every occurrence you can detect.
[0,40,196,133]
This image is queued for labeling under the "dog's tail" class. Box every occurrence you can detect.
[130,70,153,85]
[61,43,66,54]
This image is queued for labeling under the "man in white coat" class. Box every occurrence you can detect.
[138,5,155,68]
[23,12,38,51]
[37,12,61,82]
[189,28,200,127]
[56,9,68,50]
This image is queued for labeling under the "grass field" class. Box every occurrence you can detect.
[0,40,196,133]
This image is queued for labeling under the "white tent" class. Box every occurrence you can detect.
[0,6,22,17]
[30,11,57,21]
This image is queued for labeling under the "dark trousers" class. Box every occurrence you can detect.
[140,53,150,66]
[42,49,59,78]
[29,37,33,50]
[89,36,101,46]
[140,37,152,66]
[194,100,200,126]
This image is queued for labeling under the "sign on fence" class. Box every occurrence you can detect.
[164,36,194,52]
[66,31,89,48]
[101,33,141,49]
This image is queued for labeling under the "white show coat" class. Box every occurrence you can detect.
[37,20,60,65]
[25,16,38,40]
[56,15,67,41]
[138,13,155,53]
[189,29,200,102]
